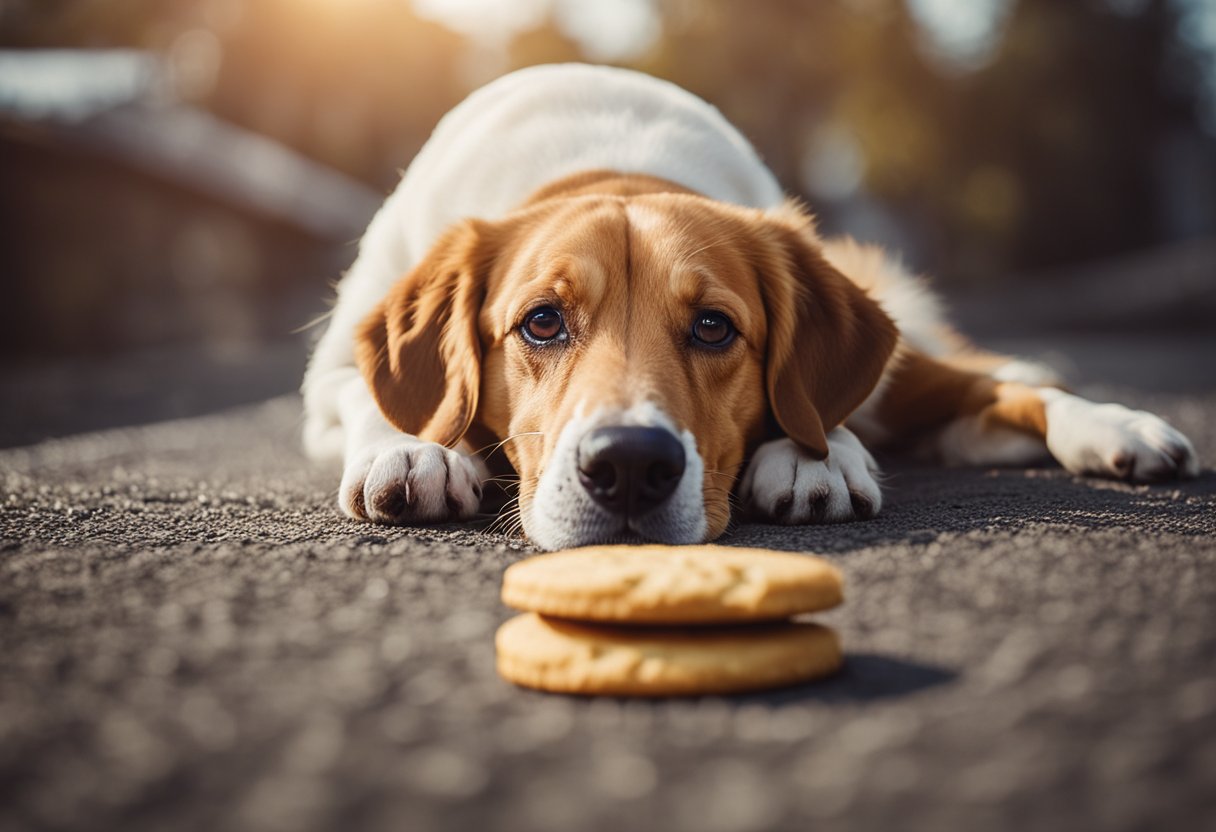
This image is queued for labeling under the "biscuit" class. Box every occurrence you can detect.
[501,544,843,624]
[495,612,842,696]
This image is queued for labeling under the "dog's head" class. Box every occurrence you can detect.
[356,175,896,549]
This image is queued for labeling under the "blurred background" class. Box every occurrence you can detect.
[2,0,1214,445]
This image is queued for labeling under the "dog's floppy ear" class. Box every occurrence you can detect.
[758,205,898,459]
[355,219,491,448]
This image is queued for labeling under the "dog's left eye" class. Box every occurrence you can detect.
[521,306,566,344]
[690,310,736,348]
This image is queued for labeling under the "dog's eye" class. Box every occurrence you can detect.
[690,310,736,348]
[521,306,566,344]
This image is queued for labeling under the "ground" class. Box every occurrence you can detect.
[1,348,1214,832]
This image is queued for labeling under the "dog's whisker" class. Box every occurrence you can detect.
[480,475,522,488]
[703,468,742,485]
[291,308,336,335]
[486,494,527,538]
[494,508,527,540]
[487,513,520,538]
[472,432,545,459]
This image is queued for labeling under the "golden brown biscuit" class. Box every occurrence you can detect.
[495,612,842,696]
[501,544,843,624]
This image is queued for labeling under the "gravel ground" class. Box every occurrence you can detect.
[1,385,1214,832]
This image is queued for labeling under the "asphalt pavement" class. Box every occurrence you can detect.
[1,378,1214,832]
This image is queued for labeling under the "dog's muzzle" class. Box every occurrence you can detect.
[577,426,686,519]
[525,402,708,550]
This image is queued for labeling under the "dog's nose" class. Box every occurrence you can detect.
[577,426,686,517]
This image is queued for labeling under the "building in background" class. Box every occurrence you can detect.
[0,48,380,359]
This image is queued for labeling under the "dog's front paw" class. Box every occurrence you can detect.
[1042,391,1199,482]
[741,430,882,524]
[339,439,483,524]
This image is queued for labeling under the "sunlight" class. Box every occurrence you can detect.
[906,0,1012,71]
[411,0,552,39]
[413,0,659,60]
[554,0,659,62]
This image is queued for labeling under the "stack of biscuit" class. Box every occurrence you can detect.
[496,544,845,696]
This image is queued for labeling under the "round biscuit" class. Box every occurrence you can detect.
[501,544,843,624]
[495,612,842,696]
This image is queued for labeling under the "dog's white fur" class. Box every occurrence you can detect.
[303,63,1199,546]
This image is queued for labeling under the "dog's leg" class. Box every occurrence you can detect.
[856,350,1199,482]
[741,427,884,524]
[336,376,486,524]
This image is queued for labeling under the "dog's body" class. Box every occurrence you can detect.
[303,64,1198,549]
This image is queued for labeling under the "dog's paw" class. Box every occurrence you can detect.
[339,439,483,524]
[741,430,882,524]
[1042,391,1199,482]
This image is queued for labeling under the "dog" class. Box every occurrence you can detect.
[302,63,1199,550]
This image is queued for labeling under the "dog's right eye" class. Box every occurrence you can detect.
[690,310,736,348]
[521,306,566,345]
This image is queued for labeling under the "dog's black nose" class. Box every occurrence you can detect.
[577,426,686,517]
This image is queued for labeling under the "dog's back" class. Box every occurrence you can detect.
[392,63,784,265]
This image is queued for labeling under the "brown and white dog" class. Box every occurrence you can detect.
[302,64,1199,550]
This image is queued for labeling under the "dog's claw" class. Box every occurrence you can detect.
[849,490,875,520]
[349,485,369,521]
[372,482,409,520]
[807,491,829,523]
